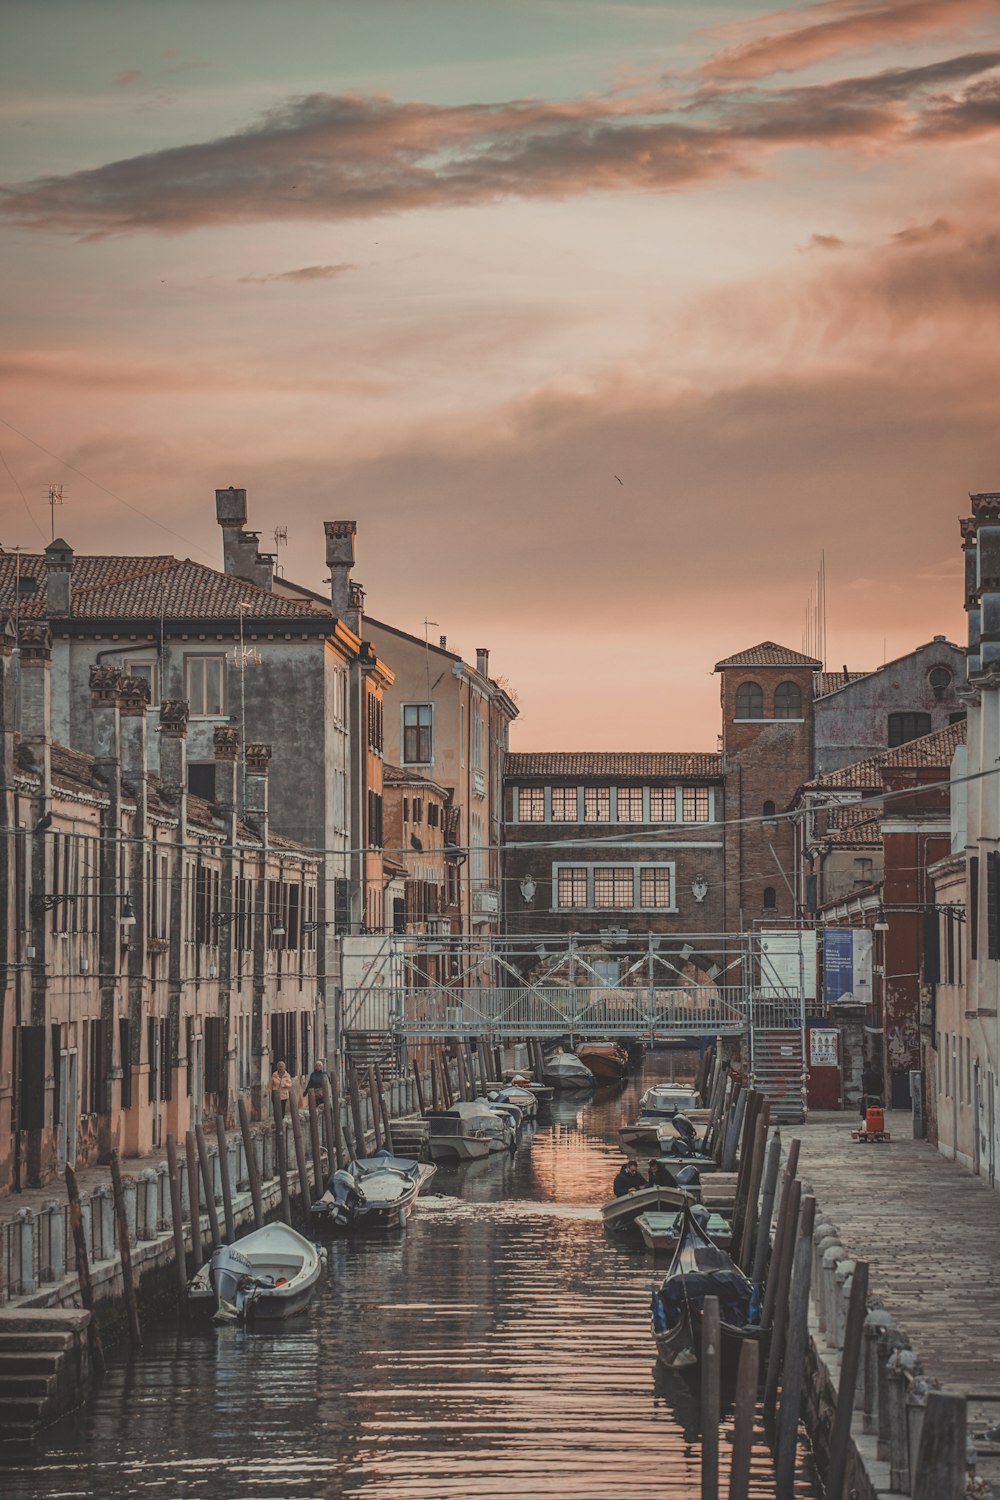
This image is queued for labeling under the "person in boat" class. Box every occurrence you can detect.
[271,1061,293,1116]
[613,1159,645,1196]
[306,1060,327,1096]
[647,1159,672,1187]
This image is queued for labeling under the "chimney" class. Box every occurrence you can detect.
[215,486,275,592]
[244,743,271,843]
[439,635,447,650]
[973,494,1000,667]
[348,579,365,637]
[324,521,357,622]
[89,664,122,799]
[476,647,490,678]
[962,515,980,669]
[213,722,240,820]
[158,698,190,812]
[44,539,73,617]
[0,617,17,793]
[18,622,52,795]
[118,673,150,799]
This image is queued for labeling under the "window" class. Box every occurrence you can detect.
[774,681,802,718]
[187,763,216,802]
[640,866,672,909]
[763,886,777,911]
[887,712,931,747]
[185,656,225,716]
[412,797,423,825]
[403,797,409,824]
[367,693,384,753]
[762,800,776,819]
[682,786,710,822]
[593,866,634,908]
[403,704,433,763]
[735,681,763,719]
[988,851,1000,961]
[557,867,588,909]
[971,856,979,960]
[551,787,577,821]
[649,787,676,821]
[367,789,384,848]
[518,787,545,822]
[617,787,644,822]
[428,803,438,828]
[584,787,611,822]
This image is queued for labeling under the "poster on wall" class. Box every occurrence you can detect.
[757,930,818,1001]
[809,1029,839,1067]
[822,928,873,1008]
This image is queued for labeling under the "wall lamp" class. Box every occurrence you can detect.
[872,906,889,932]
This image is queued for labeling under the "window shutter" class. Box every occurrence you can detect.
[922,905,940,987]
[119,1018,132,1110]
[988,852,1000,961]
[18,1026,47,1131]
[970,856,979,960]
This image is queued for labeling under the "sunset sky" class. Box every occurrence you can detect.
[2,0,997,749]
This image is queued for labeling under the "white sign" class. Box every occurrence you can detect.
[757,929,818,1001]
[810,1029,839,1068]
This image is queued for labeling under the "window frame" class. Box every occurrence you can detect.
[551,861,677,912]
[734,681,764,719]
[402,702,434,764]
[583,786,611,823]
[517,787,545,822]
[184,654,226,717]
[887,711,932,748]
[773,680,803,719]
[550,786,578,822]
[617,786,644,823]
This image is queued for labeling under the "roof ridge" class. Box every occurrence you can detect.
[71,555,181,597]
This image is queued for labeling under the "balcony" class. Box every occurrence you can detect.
[472,767,486,798]
[473,889,499,917]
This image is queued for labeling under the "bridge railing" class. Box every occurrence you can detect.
[343,984,750,1037]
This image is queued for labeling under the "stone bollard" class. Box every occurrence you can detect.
[814,1231,839,1330]
[821,1243,845,1346]
[887,1347,921,1492]
[137,1169,157,1239]
[156,1162,170,1231]
[833,1258,856,1349]
[47,1200,66,1282]
[95,1186,114,1261]
[228,1139,240,1199]
[906,1373,931,1487]
[15,1209,36,1295]
[80,1196,93,1268]
[179,1158,191,1214]
[35,1203,54,1283]
[877,1327,911,1463]
[124,1177,138,1244]
[813,1221,835,1281]
[863,1308,895,1434]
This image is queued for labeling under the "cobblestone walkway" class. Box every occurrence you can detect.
[799,1112,1000,1397]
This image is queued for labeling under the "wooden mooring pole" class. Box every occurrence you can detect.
[347,1062,367,1154]
[289,1087,312,1216]
[737,1103,770,1271]
[323,1072,347,1169]
[184,1130,203,1270]
[65,1164,106,1376]
[751,1128,782,1284]
[763,1178,802,1431]
[215,1113,236,1244]
[826,1259,870,1500]
[308,1087,325,1197]
[165,1134,188,1313]
[413,1061,427,1117]
[727,1338,759,1500]
[194,1122,221,1251]
[430,1054,441,1111]
[271,1088,292,1225]
[701,1294,721,1499]
[237,1096,263,1229]
[912,1390,967,1500]
[775,1195,817,1497]
[367,1066,384,1151]
[374,1062,394,1153]
[109,1150,142,1349]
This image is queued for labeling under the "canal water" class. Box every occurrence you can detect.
[3,1059,816,1498]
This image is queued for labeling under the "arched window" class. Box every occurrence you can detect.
[763,886,777,911]
[929,665,953,699]
[762,800,776,819]
[735,681,763,719]
[774,681,802,719]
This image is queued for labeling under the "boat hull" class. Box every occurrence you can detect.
[428,1134,492,1161]
[209,1223,324,1321]
[601,1183,694,1231]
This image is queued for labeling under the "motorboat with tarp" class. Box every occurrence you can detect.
[639,1083,703,1118]
[636,1206,732,1253]
[542,1049,595,1091]
[650,1203,763,1369]
[427,1101,515,1160]
[311,1149,437,1231]
[191,1222,324,1322]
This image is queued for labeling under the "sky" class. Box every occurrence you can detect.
[1,0,997,750]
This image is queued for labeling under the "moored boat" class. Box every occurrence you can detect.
[650,1203,763,1370]
[427,1100,515,1160]
[618,1117,666,1152]
[601,1181,695,1232]
[577,1042,630,1082]
[542,1049,595,1091]
[636,1206,732,1253]
[639,1083,703,1118]
[195,1222,324,1321]
[311,1149,437,1231]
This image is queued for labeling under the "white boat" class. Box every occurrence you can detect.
[311,1150,437,1231]
[200,1222,324,1321]
[486,1084,537,1119]
[542,1049,595,1091]
[639,1084,702,1117]
[427,1100,515,1160]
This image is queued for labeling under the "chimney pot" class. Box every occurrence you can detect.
[325,520,357,620]
[215,487,248,527]
[439,635,447,649]
[476,647,489,678]
[44,539,73,616]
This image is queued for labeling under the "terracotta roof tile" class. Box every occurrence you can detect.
[804,719,967,791]
[714,641,822,671]
[815,670,872,696]
[0,553,324,622]
[504,751,722,779]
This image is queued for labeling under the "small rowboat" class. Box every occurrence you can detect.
[636,1208,732,1253]
[192,1222,324,1321]
[601,1183,694,1232]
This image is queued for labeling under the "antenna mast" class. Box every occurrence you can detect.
[46,484,64,542]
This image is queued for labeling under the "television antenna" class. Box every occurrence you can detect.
[45,484,64,542]
[273,526,288,549]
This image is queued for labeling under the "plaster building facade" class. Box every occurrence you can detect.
[0,633,319,1198]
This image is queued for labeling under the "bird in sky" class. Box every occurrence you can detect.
[614,474,623,485]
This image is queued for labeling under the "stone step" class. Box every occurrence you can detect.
[0,1394,48,1424]
[0,1373,56,1399]
[0,1350,63,1376]
[0,1331,73,1354]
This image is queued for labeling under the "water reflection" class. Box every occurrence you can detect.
[2,1057,814,1499]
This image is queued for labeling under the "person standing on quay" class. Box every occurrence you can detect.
[271,1060,293,1117]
